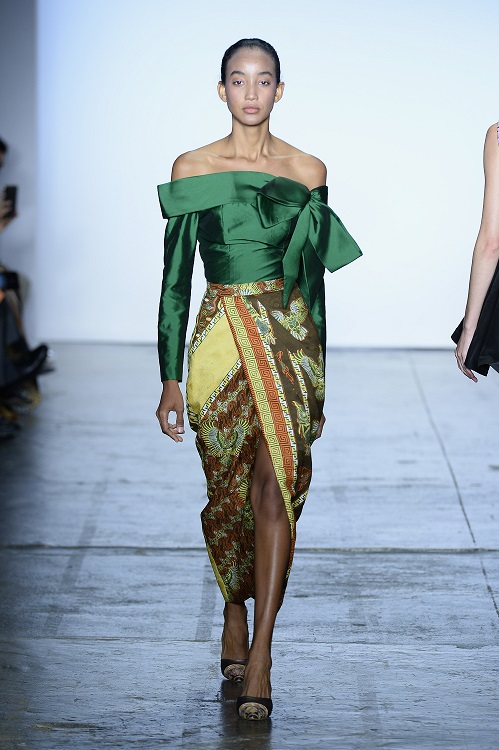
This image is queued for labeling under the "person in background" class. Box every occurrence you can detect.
[0,137,50,439]
[0,138,15,232]
[454,122,499,379]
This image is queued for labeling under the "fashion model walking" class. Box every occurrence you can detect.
[156,38,362,719]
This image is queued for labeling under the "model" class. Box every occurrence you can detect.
[156,38,362,719]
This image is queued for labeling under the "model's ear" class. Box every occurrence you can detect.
[274,81,285,103]
[218,81,227,102]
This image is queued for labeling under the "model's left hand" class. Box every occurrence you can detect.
[315,414,326,439]
[455,329,478,382]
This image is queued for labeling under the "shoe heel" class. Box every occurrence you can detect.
[237,696,273,720]
[221,659,247,682]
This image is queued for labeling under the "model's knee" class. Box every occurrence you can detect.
[250,479,286,523]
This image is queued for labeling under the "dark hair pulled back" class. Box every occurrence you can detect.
[220,38,281,84]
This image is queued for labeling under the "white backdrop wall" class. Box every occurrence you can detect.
[35,0,498,348]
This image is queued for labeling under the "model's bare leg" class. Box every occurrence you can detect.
[221,602,249,660]
[242,437,292,698]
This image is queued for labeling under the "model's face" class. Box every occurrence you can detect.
[218,49,284,124]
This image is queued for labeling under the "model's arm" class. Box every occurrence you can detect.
[156,157,199,442]
[456,124,499,381]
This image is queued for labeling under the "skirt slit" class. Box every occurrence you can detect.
[186,278,324,603]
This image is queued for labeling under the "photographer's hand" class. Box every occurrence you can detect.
[0,196,16,231]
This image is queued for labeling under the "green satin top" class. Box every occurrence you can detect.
[157,171,362,381]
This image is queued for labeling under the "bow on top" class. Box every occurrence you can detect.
[256,177,362,309]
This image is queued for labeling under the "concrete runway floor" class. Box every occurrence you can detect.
[0,344,498,749]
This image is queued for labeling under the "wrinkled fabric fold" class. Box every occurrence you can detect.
[157,171,362,382]
[256,177,362,308]
[451,259,499,377]
[158,212,199,381]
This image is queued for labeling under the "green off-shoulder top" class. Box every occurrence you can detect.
[157,171,362,381]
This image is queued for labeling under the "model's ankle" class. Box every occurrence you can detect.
[248,643,272,664]
[224,602,248,620]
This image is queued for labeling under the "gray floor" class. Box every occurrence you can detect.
[0,344,498,749]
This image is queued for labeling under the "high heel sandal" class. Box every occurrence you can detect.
[236,695,273,720]
[220,658,247,683]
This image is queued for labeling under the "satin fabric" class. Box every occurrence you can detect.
[158,171,362,381]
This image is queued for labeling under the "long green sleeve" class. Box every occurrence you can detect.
[158,212,199,381]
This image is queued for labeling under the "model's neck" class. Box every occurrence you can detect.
[225,119,275,162]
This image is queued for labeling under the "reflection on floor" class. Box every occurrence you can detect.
[0,344,498,749]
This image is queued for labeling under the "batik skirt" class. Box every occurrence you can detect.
[186,278,325,604]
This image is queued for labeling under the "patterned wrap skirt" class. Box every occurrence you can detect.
[186,278,325,604]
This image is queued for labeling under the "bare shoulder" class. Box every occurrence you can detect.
[271,139,327,189]
[485,121,499,141]
[290,153,327,190]
[484,122,499,149]
[171,140,227,181]
[171,150,208,181]
[484,122,499,169]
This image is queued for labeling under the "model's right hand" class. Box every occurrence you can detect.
[156,381,185,442]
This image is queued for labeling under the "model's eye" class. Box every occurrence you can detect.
[232,79,244,85]
[259,80,271,85]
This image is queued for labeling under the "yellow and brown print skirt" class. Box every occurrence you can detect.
[186,278,325,604]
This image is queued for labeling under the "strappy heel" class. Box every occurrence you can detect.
[237,695,273,720]
[220,658,247,682]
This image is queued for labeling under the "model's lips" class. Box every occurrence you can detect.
[243,107,260,114]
